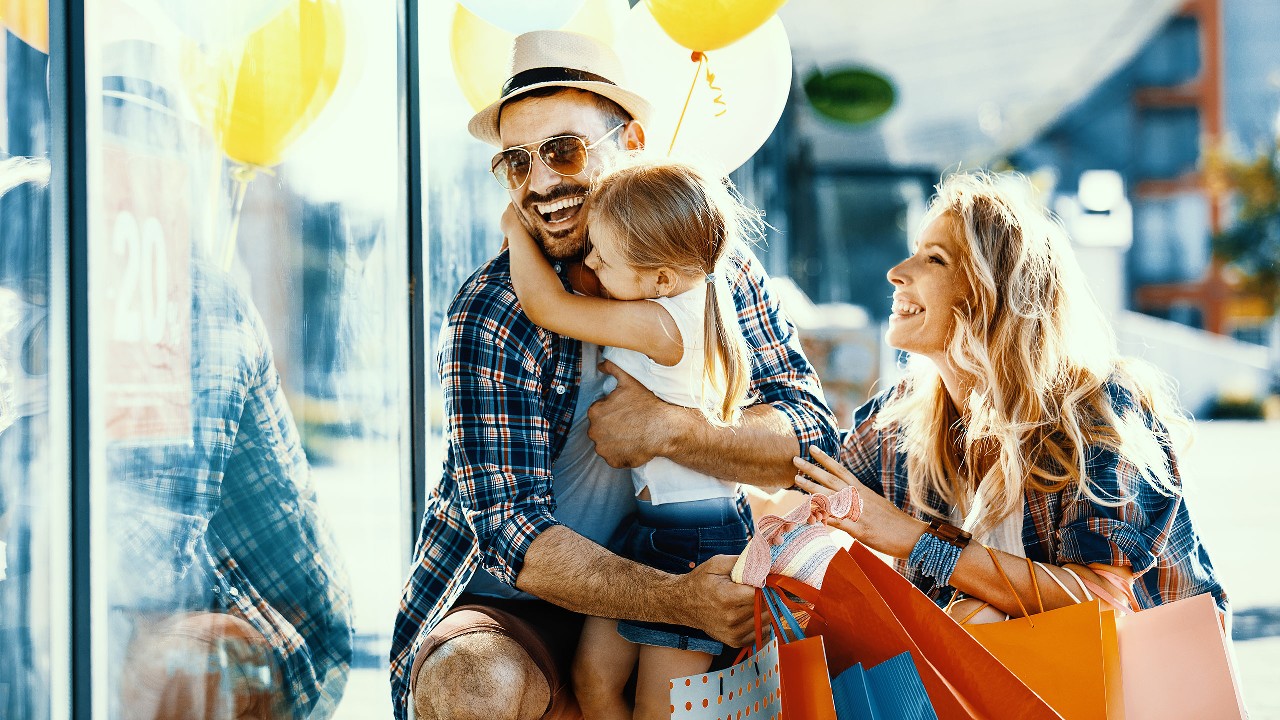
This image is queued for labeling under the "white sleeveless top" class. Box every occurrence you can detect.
[602,283,739,506]
[951,483,1027,558]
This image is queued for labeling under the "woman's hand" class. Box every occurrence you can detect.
[792,447,926,559]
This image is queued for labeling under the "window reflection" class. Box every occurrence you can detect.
[88,2,408,718]
[0,28,58,720]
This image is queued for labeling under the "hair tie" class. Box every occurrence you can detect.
[705,273,716,284]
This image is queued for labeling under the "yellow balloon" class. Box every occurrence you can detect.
[0,0,49,53]
[184,0,345,168]
[450,0,617,113]
[645,0,785,52]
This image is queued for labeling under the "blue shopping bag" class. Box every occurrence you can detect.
[832,651,937,720]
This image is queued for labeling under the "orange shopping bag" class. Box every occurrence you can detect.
[808,543,1062,720]
[761,585,837,720]
[958,548,1122,719]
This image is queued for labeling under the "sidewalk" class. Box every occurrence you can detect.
[1178,421,1280,717]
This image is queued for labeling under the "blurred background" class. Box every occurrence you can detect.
[1,0,1277,717]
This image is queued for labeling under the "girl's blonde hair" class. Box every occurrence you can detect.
[878,170,1189,537]
[587,157,760,425]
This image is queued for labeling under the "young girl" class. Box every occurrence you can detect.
[501,157,759,720]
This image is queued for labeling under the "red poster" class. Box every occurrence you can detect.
[98,141,193,444]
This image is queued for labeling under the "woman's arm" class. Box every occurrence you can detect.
[501,205,683,365]
[793,447,1134,618]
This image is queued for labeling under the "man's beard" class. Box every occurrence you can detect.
[523,184,589,261]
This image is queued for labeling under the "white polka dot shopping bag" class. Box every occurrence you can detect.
[669,635,780,720]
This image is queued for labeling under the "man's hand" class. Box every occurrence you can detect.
[587,360,684,468]
[677,555,756,647]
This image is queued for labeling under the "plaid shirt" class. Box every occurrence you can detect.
[839,381,1228,612]
[111,265,353,719]
[390,248,837,717]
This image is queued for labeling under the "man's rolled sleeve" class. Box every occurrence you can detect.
[439,290,561,587]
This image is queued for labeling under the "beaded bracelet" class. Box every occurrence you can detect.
[908,532,963,588]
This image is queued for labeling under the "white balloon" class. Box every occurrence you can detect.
[457,0,586,35]
[617,5,791,175]
[144,0,295,45]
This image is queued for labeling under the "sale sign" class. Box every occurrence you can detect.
[97,141,193,444]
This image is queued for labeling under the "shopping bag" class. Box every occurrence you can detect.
[670,590,781,719]
[808,543,1062,720]
[1068,567,1247,720]
[959,549,1119,720]
[762,586,838,720]
[1116,593,1246,719]
[832,651,938,720]
[669,638,780,719]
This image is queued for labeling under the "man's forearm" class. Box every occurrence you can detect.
[515,525,757,647]
[515,526,684,624]
[663,404,800,490]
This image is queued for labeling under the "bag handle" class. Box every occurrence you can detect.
[762,587,806,645]
[1025,557,1045,615]
[1036,561,1084,604]
[1063,563,1135,616]
[984,545,1034,625]
[1090,565,1140,609]
[765,574,823,625]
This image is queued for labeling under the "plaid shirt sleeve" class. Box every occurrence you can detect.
[1056,385,1228,612]
[727,249,840,458]
[437,269,561,586]
[839,387,903,497]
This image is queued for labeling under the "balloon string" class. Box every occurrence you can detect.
[221,163,264,272]
[668,51,707,156]
[704,58,728,118]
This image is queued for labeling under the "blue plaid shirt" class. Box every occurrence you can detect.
[390,248,837,717]
[839,380,1228,613]
[111,265,353,719]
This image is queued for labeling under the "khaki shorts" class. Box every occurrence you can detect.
[410,594,585,719]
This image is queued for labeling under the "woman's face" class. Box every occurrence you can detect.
[885,214,969,361]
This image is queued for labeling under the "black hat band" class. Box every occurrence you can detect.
[501,67,616,98]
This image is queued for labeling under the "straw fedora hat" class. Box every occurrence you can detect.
[468,30,653,147]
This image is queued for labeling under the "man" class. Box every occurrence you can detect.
[112,261,354,720]
[391,30,838,720]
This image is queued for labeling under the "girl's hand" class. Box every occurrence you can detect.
[501,204,534,247]
[792,446,925,558]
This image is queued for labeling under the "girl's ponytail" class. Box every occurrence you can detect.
[703,271,751,425]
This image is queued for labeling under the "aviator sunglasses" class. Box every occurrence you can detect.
[490,123,625,190]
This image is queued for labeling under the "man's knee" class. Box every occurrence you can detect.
[413,631,550,720]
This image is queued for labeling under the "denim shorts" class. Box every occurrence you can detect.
[608,499,751,655]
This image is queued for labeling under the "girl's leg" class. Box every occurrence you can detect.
[633,645,714,720]
[571,617,638,720]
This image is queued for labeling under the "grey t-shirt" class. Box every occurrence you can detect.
[464,342,636,599]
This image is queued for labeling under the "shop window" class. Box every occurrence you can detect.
[0,35,62,720]
[85,2,410,717]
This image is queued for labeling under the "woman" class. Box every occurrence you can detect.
[794,170,1226,619]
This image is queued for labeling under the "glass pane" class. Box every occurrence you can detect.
[0,29,62,720]
[84,2,409,717]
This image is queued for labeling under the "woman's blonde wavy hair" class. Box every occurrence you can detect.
[877,170,1189,537]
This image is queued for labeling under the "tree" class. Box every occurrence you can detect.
[1206,143,1280,310]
